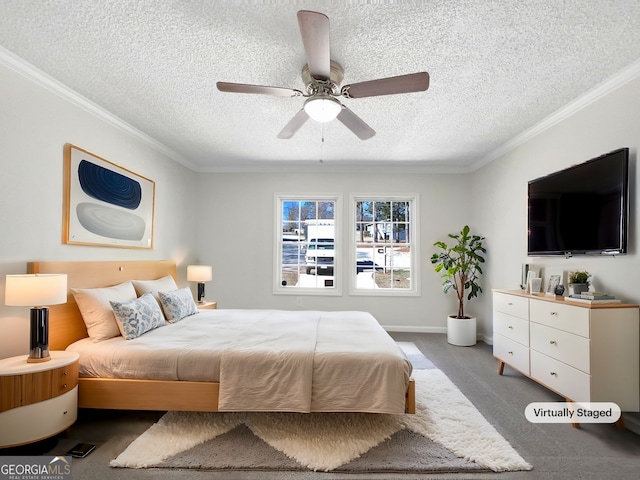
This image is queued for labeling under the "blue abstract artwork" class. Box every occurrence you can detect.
[64,144,155,248]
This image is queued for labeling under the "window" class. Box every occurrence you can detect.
[274,195,341,294]
[351,195,419,295]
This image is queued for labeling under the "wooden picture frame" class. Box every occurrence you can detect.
[63,144,155,249]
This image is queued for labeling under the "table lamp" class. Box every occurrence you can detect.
[5,274,68,363]
[187,265,212,304]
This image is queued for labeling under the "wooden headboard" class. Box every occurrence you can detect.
[29,260,177,350]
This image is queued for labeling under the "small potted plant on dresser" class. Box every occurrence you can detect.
[568,271,590,296]
[431,225,486,346]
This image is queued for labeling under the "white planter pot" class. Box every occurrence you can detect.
[447,315,477,346]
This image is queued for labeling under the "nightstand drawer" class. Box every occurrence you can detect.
[493,292,529,320]
[530,322,590,373]
[530,299,589,337]
[20,362,79,407]
[494,333,530,375]
[494,311,529,346]
[531,350,590,402]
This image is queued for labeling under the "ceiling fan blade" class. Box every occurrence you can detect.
[217,82,303,97]
[297,10,330,81]
[336,106,376,140]
[277,109,310,139]
[341,72,430,99]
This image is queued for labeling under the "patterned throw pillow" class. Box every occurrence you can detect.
[110,293,166,340]
[158,288,199,323]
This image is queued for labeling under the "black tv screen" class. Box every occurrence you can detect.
[527,148,629,256]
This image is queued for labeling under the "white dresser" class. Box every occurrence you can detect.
[493,290,639,415]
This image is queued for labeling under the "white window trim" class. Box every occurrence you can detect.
[348,193,420,297]
[273,193,343,296]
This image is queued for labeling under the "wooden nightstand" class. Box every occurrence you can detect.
[0,351,79,448]
[197,301,217,310]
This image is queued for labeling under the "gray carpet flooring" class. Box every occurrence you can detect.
[5,333,640,479]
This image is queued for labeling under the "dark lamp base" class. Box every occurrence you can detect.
[28,307,50,364]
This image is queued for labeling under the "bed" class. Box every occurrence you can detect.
[29,260,415,414]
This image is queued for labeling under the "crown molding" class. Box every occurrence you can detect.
[3,44,638,175]
[471,59,640,171]
[0,46,198,171]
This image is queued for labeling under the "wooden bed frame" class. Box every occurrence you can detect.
[30,260,416,414]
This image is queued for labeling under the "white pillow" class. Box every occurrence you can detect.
[131,275,178,301]
[71,281,137,342]
[110,293,166,340]
[158,288,199,323]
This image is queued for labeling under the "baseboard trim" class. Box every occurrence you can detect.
[623,412,640,436]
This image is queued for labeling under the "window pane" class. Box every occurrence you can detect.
[283,201,300,221]
[392,202,409,222]
[318,201,334,219]
[300,201,316,220]
[375,201,391,222]
[357,201,373,222]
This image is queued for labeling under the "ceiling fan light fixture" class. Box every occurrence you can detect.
[303,95,342,122]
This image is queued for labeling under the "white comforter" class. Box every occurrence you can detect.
[66,309,412,414]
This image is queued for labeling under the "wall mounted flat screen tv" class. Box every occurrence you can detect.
[527,147,629,256]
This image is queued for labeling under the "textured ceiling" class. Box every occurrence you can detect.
[1,0,639,172]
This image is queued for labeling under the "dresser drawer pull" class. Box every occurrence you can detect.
[63,384,67,388]
[550,312,558,316]
[507,302,513,306]
[508,325,514,329]
[64,372,67,375]
[550,372,557,376]
[508,351,513,355]
[549,340,557,345]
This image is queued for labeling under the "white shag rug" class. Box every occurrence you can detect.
[111,346,531,472]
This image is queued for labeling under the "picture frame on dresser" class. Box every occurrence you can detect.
[62,144,155,249]
[545,274,561,296]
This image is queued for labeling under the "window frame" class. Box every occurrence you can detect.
[348,193,420,296]
[273,193,343,296]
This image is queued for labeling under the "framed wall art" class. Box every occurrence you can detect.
[63,144,155,249]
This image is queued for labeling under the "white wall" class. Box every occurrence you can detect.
[193,172,475,331]
[0,62,197,359]
[472,75,640,339]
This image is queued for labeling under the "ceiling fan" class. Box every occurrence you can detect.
[216,10,430,140]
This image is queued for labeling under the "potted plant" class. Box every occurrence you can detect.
[431,225,486,346]
[568,271,590,296]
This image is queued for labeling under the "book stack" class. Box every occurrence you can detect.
[568,292,622,304]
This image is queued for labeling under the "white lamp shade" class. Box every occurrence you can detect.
[303,96,342,122]
[5,274,68,307]
[187,265,212,282]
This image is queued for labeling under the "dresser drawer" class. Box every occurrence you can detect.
[530,322,590,373]
[494,334,530,375]
[494,311,529,346]
[530,299,589,337]
[493,292,529,320]
[530,350,590,402]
